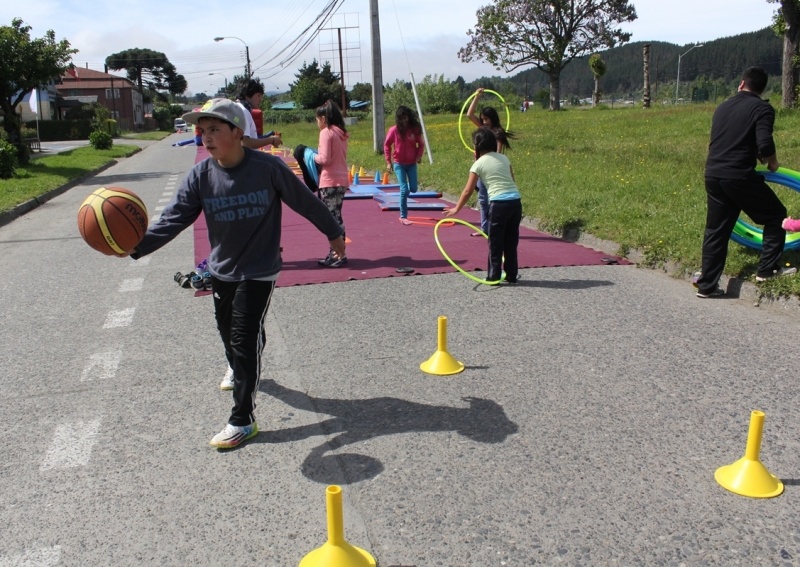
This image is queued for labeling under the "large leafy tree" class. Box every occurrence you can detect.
[459,0,636,110]
[0,18,76,162]
[105,48,187,102]
[289,59,342,109]
[769,0,800,108]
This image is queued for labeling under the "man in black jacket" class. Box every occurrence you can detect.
[696,66,796,298]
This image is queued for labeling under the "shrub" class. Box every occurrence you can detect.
[89,129,113,150]
[0,139,19,179]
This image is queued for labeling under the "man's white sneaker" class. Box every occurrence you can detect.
[209,422,258,449]
[219,366,234,390]
[755,266,797,282]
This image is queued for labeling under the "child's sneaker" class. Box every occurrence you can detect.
[318,252,348,267]
[174,271,194,288]
[755,266,797,282]
[219,366,234,390]
[190,272,205,290]
[326,256,348,268]
[782,217,800,232]
[209,422,258,449]
[202,271,212,291]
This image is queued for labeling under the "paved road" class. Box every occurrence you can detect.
[1,136,799,566]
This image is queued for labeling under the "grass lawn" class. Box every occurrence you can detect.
[0,145,142,214]
[120,131,171,141]
[274,105,800,298]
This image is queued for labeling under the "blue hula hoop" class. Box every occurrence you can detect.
[731,167,800,251]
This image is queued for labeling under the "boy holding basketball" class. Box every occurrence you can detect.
[128,98,345,449]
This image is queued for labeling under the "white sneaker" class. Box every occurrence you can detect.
[755,266,797,282]
[219,366,234,390]
[209,422,258,449]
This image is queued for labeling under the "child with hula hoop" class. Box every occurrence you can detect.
[466,88,514,237]
[443,128,522,284]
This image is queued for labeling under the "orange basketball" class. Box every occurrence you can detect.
[77,187,148,255]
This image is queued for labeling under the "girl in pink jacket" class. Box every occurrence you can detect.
[384,106,425,224]
[314,100,350,267]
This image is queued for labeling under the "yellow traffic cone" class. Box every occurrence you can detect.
[715,410,784,498]
[358,166,366,177]
[349,164,356,176]
[298,485,376,567]
[420,316,464,375]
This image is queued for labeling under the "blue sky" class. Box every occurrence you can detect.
[2,0,779,94]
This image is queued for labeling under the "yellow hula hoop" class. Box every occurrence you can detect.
[458,89,511,152]
[434,218,505,285]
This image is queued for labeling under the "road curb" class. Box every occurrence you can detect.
[0,144,146,229]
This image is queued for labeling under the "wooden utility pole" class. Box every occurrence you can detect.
[337,28,347,116]
[369,0,385,153]
[643,44,651,108]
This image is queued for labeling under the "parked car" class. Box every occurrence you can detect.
[174,118,188,132]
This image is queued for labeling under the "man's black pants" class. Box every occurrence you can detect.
[698,174,787,293]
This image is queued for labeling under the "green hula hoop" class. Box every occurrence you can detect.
[458,89,511,152]
[434,218,505,285]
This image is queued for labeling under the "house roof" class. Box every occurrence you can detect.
[59,67,136,90]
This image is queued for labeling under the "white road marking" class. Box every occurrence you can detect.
[80,350,122,382]
[103,307,135,328]
[40,421,101,470]
[119,278,144,292]
[155,206,164,212]
[150,214,160,222]
[130,256,150,267]
[0,546,61,566]
[158,198,171,203]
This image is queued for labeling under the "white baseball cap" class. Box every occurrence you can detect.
[183,98,247,131]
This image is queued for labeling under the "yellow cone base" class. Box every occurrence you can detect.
[715,457,784,498]
[299,541,376,567]
[420,349,465,375]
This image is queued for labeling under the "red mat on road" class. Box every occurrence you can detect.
[191,146,627,287]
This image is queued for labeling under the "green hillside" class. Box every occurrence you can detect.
[476,27,782,103]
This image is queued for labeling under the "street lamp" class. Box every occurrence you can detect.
[208,72,229,91]
[675,44,704,105]
[214,36,251,78]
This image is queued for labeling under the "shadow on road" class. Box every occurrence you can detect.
[255,379,518,484]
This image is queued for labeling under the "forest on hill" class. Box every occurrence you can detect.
[469,27,782,104]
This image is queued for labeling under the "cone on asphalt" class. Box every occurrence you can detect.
[420,316,464,375]
[715,410,784,498]
[298,485,376,567]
